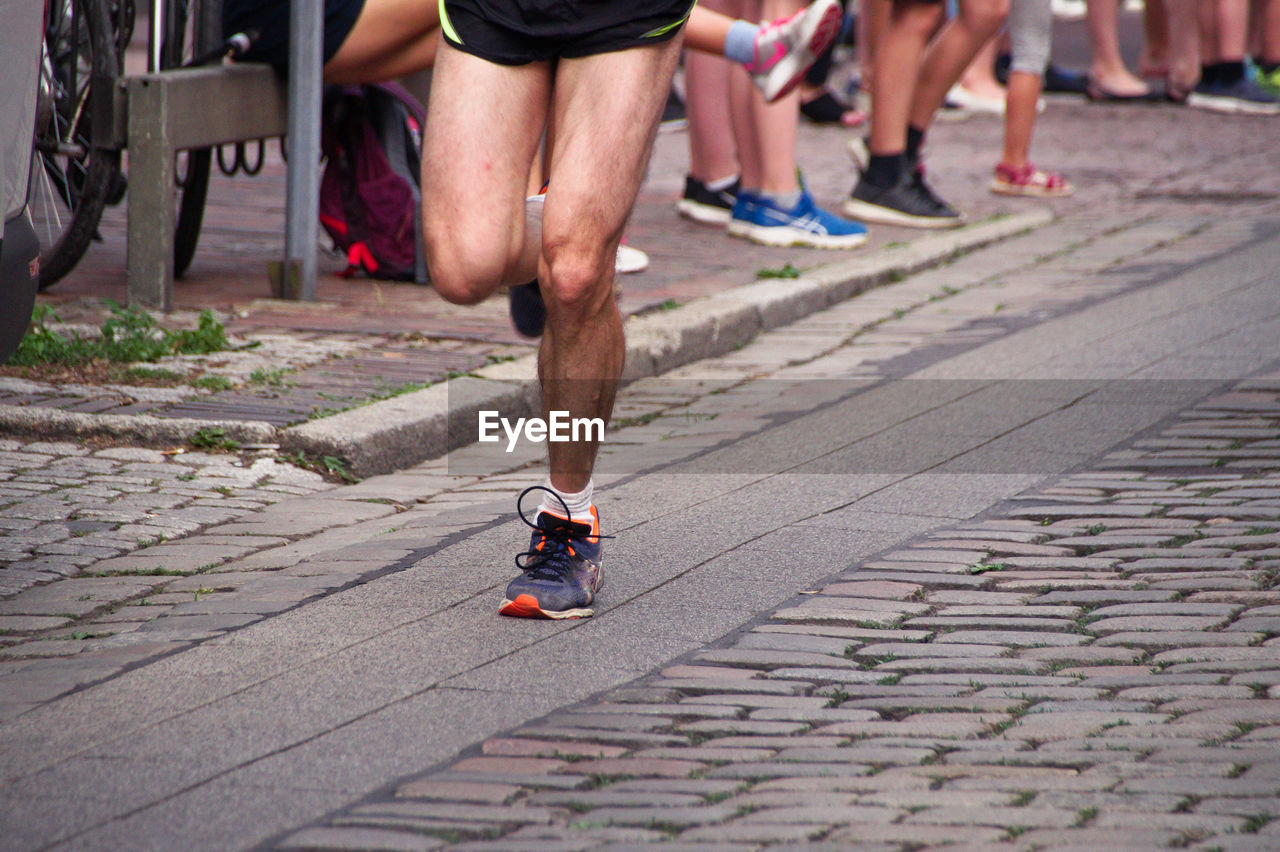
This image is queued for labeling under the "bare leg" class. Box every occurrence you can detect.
[1167,0,1201,93]
[1255,0,1280,63]
[688,0,742,183]
[869,0,944,155]
[1210,0,1250,61]
[909,0,1010,129]
[1086,0,1151,94]
[539,39,683,491]
[958,35,1007,99]
[685,6,737,53]
[1141,0,1171,75]
[1000,71,1040,167]
[860,0,891,92]
[421,43,549,303]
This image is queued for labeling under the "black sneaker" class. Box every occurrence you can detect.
[499,487,605,620]
[508,281,545,338]
[843,170,962,229]
[675,176,740,226]
[659,90,687,132]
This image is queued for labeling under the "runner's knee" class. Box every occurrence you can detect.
[425,242,503,305]
[541,245,612,315]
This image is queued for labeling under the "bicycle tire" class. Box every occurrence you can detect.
[31,0,123,291]
[164,0,213,278]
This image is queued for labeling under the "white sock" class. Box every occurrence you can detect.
[539,479,595,526]
[706,174,739,193]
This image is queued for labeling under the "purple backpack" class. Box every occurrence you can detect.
[319,83,427,282]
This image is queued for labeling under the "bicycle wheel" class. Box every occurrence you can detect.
[31,0,123,290]
[163,0,213,278]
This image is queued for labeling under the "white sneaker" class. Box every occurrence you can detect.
[747,0,843,102]
[615,243,649,274]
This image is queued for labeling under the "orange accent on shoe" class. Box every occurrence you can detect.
[499,593,546,618]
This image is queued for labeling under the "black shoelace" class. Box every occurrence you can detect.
[513,485,612,578]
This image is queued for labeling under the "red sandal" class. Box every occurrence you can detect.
[990,162,1074,198]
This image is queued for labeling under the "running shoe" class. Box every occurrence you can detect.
[1187,77,1280,115]
[1258,66,1280,99]
[507,239,643,337]
[844,170,962,229]
[747,0,844,102]
[500,487,605,619]
[508,281,545,338]
[676,175,740,225]
[728,188,868,249]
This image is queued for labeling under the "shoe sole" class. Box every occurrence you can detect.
[499,593,595,620]
[989,180,1074,198]
[1186,92,1280,115]
[734,223,868,249]
[676,199,732,226]
[842,198,963,230]
[847,137,869,173]
[758,0,842,102]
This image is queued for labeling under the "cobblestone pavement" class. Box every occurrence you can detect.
[2,197,1278,849]
[281,368,1280,852]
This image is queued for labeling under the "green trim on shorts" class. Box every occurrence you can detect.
[438,0,463,43]
[641,0,695,38]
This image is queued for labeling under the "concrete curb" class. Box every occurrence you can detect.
[3,209,1050,474]
[0,407,277,447]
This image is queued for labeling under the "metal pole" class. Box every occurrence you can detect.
[283,0,322,300]
[148,0,163,71]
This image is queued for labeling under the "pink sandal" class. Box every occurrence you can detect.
[990,162,1074,198]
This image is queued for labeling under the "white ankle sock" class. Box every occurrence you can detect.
[539,479,595,525]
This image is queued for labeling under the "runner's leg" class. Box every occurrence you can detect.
[537,37,683,492]
[420,42,550,305]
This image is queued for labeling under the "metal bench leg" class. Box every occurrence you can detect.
[126,77,175,312]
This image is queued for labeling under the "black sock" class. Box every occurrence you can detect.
[1216,61,1246,86]
[1200,63,1219,86]
[866,153,906,188]
[1262,60,1280,75]
[906,126,926,164]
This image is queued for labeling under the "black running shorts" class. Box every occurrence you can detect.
[439,0,694,66]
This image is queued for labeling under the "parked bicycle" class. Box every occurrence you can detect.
[30,0,228,291]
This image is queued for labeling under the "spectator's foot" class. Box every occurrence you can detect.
[1258,66,1280,99]
[1188,77,1280,115]
[746,0,843,102]
[728,188,867,249]
[844,171,962,230]
[615,241,649,274]
[990,162,1074,198]
[659,89,687,132]
[676,176,739,226]
[1085,74,1154,102]
[946,83,1005,115]
[499,488,604,620]
[799,90,867,127]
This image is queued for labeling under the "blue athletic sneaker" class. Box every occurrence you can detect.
[500,487,605,619]
[728,188,868,249]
